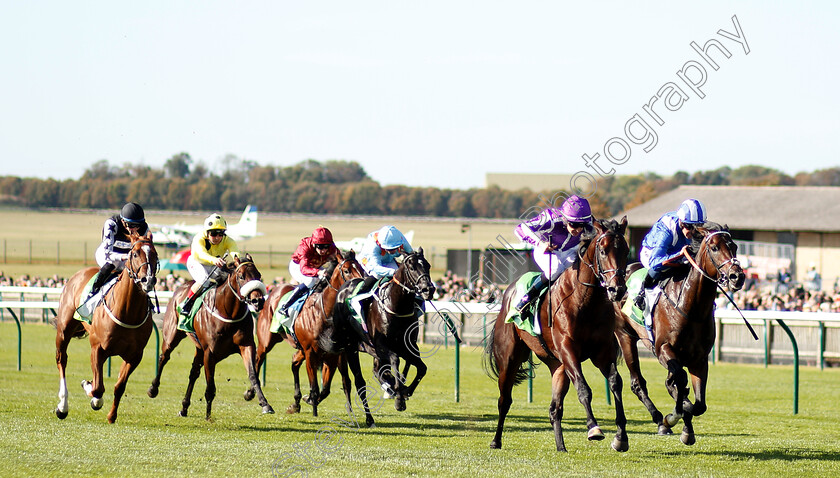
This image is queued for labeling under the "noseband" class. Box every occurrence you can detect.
[689,231,741,287]
[225,260,266,309]
[126,240,158,286]
[579,231,624,289]
[390,254,431,296]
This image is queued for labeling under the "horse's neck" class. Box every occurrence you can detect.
[676,262,717,317]
[561,250,598,303]
[213,278,241,317]
[388,270,415,309]
[109,269,145,310]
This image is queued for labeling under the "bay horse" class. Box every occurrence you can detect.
[485,218,630,452]
[147,253,273,419]
[248,250,374,426]
[54,232,158,423]
[615,222,745,445]
[325,247,436,413]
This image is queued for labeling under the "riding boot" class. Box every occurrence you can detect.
[350,276,379,323]
[180,279,212,316]
[86,263,115,302]
[634,273,657,310]
[643,286,662,342]
[279,283,308,316]
[515,275,548,311]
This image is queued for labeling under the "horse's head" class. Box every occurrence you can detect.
[126,232,159,293]
[331,250,366,287]
[579,216,629,301]
[693,223,746,291]
[398,247,436,301]
[228,253,268,311]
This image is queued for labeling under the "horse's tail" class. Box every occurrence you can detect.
[482,317,536,386]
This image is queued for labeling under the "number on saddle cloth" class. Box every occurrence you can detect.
[503,272,546,337]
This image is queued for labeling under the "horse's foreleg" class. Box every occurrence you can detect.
[179,348,203,417]
[148,329,185,398]
[83,345,106,411]
[318,355,339,405]
[400,354,427,398]
[240,344,274,414]
[559,347,601,442]
[660,349,689,428]
[203,350,217,421]
[346,352,377,428]
[678,361,709,446]
[245,333,276,402]
[107,355,141,424]
[617,329,670,435]
[597,356,629,452]
[302,350,321,416]
[287,350,304,414]
[548,364,571,452]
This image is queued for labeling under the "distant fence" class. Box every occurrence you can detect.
[3,286,839,369]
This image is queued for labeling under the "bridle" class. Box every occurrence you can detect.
[578,229,625,290]
[126,239,158,289]
[376,252,434,318]
[685,230,741,288]
[218,259,266,318]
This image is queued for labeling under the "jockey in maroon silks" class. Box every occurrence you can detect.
[513,195,594,311]
[279,227,339,316]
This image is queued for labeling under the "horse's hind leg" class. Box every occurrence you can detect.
[179,348,203,417]
[107,355,141,423]
[489,328,529,450]
[148,327,186,398]
[318,355,339,405]
[240,344,274,414]
[617,328,670,435]
[55,318,81,419]
[346,352,377,428]
[302,350,321,416]
[202,351,217,421]
[286,350,304,414]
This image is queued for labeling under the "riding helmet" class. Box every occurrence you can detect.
[377,225,406,250]
[204,213,227,231]
[120,202,145,223]
[677,199,707,225]
[311,227,334,245]
[559,195,592,223]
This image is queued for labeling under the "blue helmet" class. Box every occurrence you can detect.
[377,225,407,250]
[677,199,707,224]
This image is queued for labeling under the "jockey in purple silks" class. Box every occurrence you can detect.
[513,195,594,311]
[633,198,708,337]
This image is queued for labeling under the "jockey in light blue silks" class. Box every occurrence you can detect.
[512,195,594,311]
[355,225,413,293]
[634,198,708,338]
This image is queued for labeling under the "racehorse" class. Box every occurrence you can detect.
[485,218,630,452]
[326,248,436,413]
[54,232,158,423]
[615,222,745,445]
[248,250,374,426]
[147,253,273,419]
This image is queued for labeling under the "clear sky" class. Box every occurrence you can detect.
[1,1,837,190]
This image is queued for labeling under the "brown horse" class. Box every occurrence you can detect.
[249,250,374,425]
[615,222,745,445]
[147,253,273,419]
[54,232,159,423]
[485,218,630,452]
[325,247,436,413]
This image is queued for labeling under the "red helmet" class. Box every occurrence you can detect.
[311,227,334,245]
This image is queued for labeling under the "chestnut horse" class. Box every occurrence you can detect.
[485,218,630,452]
[325,247,436,413]
[147,253,272,419]
[249,250,374,425]
[54,232,158,423]
[615,222,745,445]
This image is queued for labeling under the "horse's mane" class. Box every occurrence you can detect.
[311,257,339,294]
[578,218,622,256]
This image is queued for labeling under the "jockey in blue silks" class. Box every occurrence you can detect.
[513,195,594,311]
[634,198,708,335]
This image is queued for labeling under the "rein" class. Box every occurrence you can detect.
[578,231,621,289]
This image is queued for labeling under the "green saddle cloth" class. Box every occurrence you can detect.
[343,277,389,329]
[72,275,99,324]
[504,272,549,337]
[621,268,648,326]
[176,288,213,333]
[270,289,298,335]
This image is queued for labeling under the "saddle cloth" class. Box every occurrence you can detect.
[503,272,549,337]
[74,273,119,324]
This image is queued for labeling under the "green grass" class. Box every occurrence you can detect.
[1,322,839,477]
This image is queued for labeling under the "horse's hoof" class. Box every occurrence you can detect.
[286,404,301,414]
[680,431,696,446]
[303,395,316,406]
[664,413,682,428]
[147,387,158,399]
[55,409,68,420]
[178,410,188,417]
[657,424,674,436]
[587,427,605,441]
[367,421,376,429]
[611,437,629,452]
[489,441,502,449]
[262,405,275,414]
[243,389,255,401]
[395,401,406,412]
[90,397,104,411]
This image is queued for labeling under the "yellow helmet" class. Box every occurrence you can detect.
[204,213,227,233]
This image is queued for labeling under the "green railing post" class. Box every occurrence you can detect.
[818,322,825,371]
[152,320,160,376]
[454,336,460,403]
[605,377,611,406]
[776,319,799,415]
[262,355,267,386]
[527,354,533,403]
[764,319,770,368]
[6,308,22,371]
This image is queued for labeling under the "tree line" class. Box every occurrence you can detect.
[1,153,838,218]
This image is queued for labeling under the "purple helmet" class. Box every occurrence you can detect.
[559,195,592,223]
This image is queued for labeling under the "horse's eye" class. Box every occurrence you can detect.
[711,245,718,252]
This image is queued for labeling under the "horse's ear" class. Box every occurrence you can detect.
[619,216,628,234]
[335,249,345,261]
[417,247,424,256]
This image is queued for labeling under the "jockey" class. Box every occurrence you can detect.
[84,202,149,303]
[357,225,413,288]
[513,194,594,311]
[634,198,707,312]
[180,213,240,316]
[279,226,339,316]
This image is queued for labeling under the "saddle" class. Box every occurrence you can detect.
[176,288,214,333]
[74,273,120,323]
[504,272,549,337]
[269,288,312,336]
